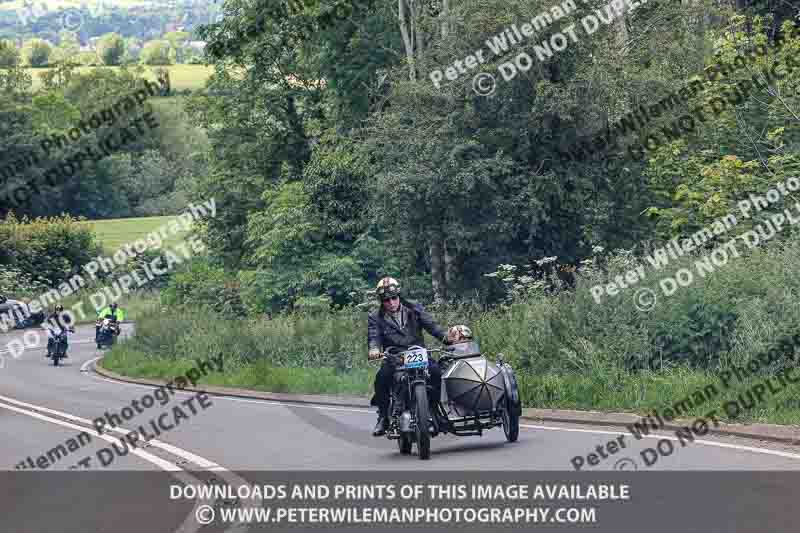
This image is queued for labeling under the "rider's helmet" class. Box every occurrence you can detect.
[110,302,118,311]
[54,304,64,313]
[375,277,401,302]
[447,324,473,344]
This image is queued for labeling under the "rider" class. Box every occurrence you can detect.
[96,302,123,337]
[45,305,72,358]
[446,324,473,345]
[367,277,449,436]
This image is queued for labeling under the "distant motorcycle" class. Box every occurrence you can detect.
[48,327,74,366]
[95,317,120,349]
[373,339,522,460]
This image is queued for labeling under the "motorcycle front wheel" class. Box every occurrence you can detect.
[414,383,431,460]
[502,403,520,442]
[398,433,412,454]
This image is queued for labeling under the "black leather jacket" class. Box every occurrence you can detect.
[46,312,70,333]
[367,298,447,352]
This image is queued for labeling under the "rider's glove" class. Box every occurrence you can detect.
[368,349,381,361]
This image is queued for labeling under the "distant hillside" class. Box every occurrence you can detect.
[0,0,221,42]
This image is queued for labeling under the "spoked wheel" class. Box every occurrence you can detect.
[398,433,412,455]
[502,403,520,443]
[414,383,431,460]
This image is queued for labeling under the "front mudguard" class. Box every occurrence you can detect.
[499,363,522,416]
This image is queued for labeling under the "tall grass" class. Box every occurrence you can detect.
[59,289,162,323]
[103,236,800,424]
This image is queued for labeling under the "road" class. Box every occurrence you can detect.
[2,323,800,473]
[3,324,800,532]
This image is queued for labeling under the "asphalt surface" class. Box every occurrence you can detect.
[2,323,800,473]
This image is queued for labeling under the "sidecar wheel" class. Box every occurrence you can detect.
[502,405,519,443]
[398,433,412,455]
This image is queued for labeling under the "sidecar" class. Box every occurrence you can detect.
[436,342,522,442]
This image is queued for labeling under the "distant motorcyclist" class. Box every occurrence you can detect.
[97,302,124,322]
[45,305,73,358]
[367,277,449,436]
[96,302,123,337]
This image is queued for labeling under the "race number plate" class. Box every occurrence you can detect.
[402,348,429,369]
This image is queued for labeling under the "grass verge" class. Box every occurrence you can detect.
[103,345,373,396]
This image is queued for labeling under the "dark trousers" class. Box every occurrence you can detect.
[371,360,442,415]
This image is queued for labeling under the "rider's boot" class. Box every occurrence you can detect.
[372,410,389,437]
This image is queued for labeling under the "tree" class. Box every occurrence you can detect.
[164,31,191,63]
[96,33,126,66]
[122,37,143,64]
[0,40,20,68]
[20,38,53,67]
[51,31,80,63]
[140,40,176,66]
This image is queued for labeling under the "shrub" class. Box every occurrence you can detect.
[160,258,245,317]
[0,213,102,288]
[20,38,52,67]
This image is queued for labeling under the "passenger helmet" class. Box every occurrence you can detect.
[375,277,401,301]
[447,324,473,344]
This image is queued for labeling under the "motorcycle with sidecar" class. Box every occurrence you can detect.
[373,340,522,460]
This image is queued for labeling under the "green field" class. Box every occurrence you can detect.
[79,214,192,252]
[24,64,215,92]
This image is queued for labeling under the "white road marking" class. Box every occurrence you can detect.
[0,392,255,532]
[81,356,102,372]
[0,399,181,471]
[521,423,800,461]
[0,392,227,470]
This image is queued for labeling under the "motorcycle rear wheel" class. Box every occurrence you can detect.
[414,383,431,460]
